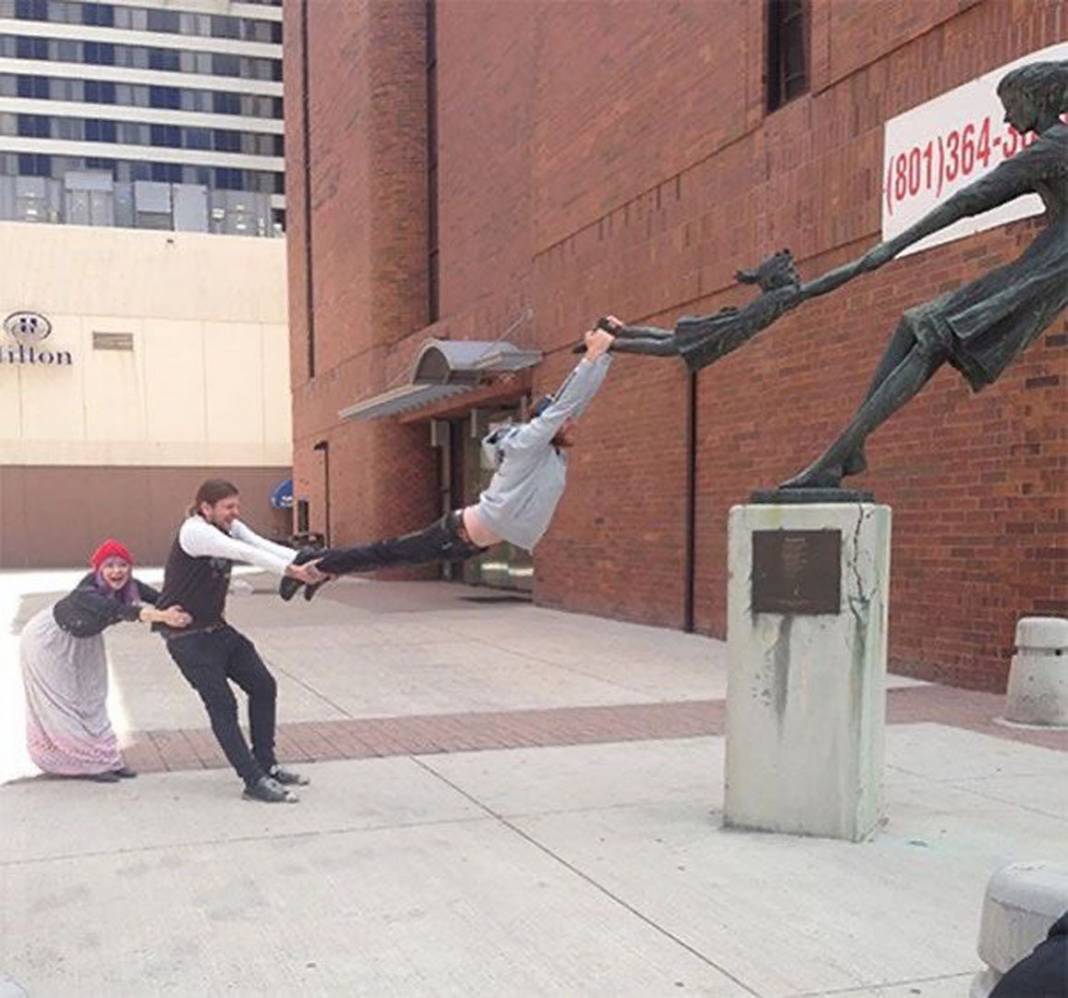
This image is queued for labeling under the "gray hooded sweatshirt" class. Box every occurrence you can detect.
[476,354,612,552]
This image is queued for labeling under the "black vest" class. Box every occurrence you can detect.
[154,524,232,637]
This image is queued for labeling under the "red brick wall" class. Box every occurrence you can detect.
[287,0,1067,690]
[284,0,438,545]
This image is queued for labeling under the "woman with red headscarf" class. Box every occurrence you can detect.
[19,538,191,781]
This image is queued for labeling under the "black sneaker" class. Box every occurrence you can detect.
[279,546,320,602]
[112,766,137,779]
[83,771,121,783]
[269,765,309,786]
[242,775,299,803]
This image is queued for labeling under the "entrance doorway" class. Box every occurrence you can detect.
[447,405,533,592]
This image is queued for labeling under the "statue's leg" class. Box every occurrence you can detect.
[780,341,945,489]
[843,320,919,476]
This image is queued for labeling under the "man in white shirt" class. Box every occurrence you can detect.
[154,479,324,803]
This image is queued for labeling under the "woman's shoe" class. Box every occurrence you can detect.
[303,579,326,602]
[279,546,320,601]
[112,766,137,779]
[83,771,121,783]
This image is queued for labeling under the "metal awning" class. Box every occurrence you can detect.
[339,339,541,422]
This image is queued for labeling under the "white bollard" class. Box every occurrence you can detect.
[1003,617,1068,727]
[970,861,1068,998]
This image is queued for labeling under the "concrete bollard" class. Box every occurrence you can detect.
[1004,617,1068,727]
[970,862,1068,998]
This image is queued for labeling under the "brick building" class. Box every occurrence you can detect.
[284,0,1067,691]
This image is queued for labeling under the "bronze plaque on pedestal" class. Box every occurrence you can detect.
[751,529,841,614]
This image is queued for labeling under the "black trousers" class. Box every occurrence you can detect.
[314,510,487,576]
[166,625,277,786]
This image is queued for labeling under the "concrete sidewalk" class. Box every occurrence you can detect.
[1,570,1066,997]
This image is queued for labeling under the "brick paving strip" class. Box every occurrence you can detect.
[120,685,1068,775]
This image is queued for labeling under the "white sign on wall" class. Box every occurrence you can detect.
[882,41,1068,257]
[0,311,73,366]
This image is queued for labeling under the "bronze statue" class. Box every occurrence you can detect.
[588,60,1068,490]
[782,59,1068,488]
[577,249,864,370]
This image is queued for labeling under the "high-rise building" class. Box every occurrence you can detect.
[0,0,283,236]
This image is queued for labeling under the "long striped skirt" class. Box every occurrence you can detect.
[19,607,122,775]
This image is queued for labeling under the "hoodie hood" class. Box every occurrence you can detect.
[481,423,520,470]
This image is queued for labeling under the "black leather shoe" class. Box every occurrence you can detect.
[243,775,298,803]
[279,546,320,602]
[269,764,309,786]
[112,766,137,779]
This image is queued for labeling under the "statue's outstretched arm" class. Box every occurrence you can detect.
[797,147,1037,300]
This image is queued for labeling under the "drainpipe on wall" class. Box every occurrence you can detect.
[313,439,330,546]
[683,370,698,633]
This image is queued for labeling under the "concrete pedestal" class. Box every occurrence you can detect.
[724,503,891,842]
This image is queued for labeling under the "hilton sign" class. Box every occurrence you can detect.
[1,311,73,366]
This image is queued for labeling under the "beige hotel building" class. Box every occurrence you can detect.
[0,0,290,567]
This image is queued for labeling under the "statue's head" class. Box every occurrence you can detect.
[996,60,1068,134]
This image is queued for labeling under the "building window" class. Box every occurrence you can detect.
[210,14,240,39]
[15,0,47,19]
[83,41,115,65]
[148,48,180,72]
[766,0,808,112]
[17,113,49,137]
[16,36,48,59]
[213,91,241,115]
[214,166,243,190]
[146,8,180,33]
[149,85,180,109]
[82,3,115,27]
[18,152,51,175]
[185,127,211,150]
[85,79,116,103]
[85,119,116,142]
[211,53,240,77]
[150,162,181,183]
[213,129,240,152]
[149,123,181,147]
[17,74,48,98]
